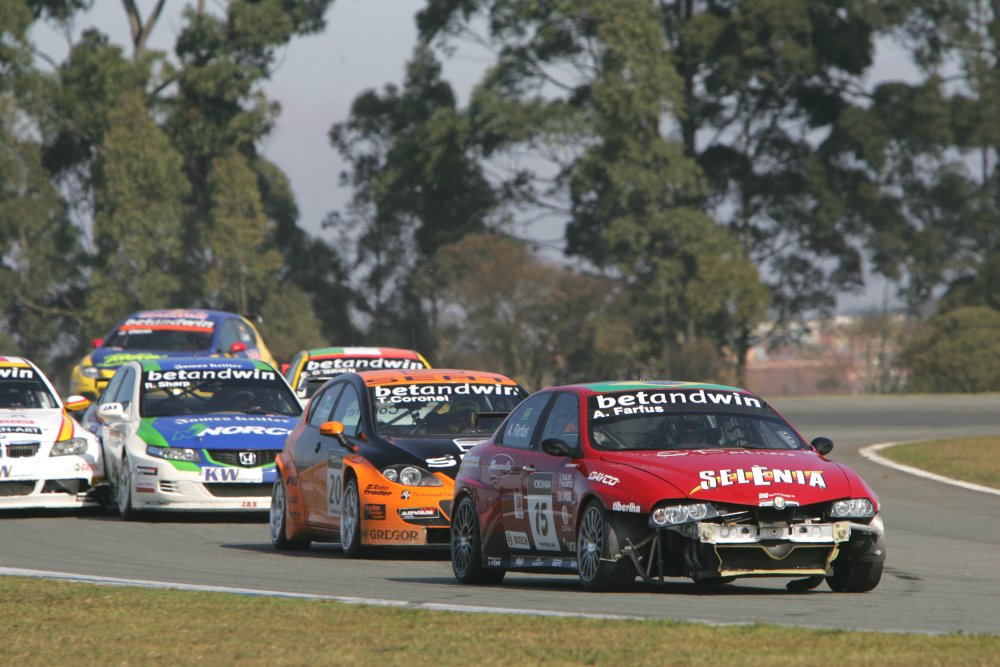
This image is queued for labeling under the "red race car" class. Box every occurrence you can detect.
[450,380,885,592]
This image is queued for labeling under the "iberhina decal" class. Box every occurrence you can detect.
[590,389,763,420]
[692,466,826,494]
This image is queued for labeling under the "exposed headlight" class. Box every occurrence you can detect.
[147,445,201,462]
[50,438,88,456]
[831,498,875,518]
[650,502,719,527]
[80,366,102,379]
[381,464,442,487]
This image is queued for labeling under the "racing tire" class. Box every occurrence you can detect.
[451,495,505,585]
[576,500,636,592]
[340,478,366,558]
[269,478,311,551]
[116,454,138,521]
[826,533,885,593]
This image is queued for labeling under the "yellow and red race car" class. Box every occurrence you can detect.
[283,347,431,402]
[269,369,527,555]
[72,309,278,400]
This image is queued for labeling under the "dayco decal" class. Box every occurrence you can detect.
[590,389,763,419]
[694,466,826,492]
[588,471,620,486]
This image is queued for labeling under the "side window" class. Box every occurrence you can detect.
[286,352,304,384]
[113,369,136,411]
[235,319,257,347]
[497,392,552,450]
[218,320,240,352]
[330,385,362,437]
[308,384,343,428]
[101,372,125,405]
[538,392,580,450]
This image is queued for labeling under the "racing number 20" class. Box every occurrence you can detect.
[327,465,343,516]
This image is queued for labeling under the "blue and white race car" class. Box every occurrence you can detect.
[0,356,103,510]
[94,357,301,518]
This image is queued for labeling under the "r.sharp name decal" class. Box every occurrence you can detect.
[590,389,762,419]
[693,466,826,493]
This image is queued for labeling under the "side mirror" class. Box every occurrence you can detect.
[541,437,579,458]
[228,342,247,355]
[280,363,290,375]
[97,402,127,424]
[320,420,358,453]
[811,437,834,456]
[63,395,92,412]
[91,338,104,348]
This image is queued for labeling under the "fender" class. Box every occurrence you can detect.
[275,452,309,540]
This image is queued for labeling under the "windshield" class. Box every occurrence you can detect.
[108,327,215,352]
[587,390,807,451]
[0,379,59,410]
[140,366,301,418]
[369,382,524,437]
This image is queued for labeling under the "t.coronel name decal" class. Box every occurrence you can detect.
[590,389,762,419]
[693,466,826,494]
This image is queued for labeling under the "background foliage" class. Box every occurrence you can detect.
[1,0,998,392]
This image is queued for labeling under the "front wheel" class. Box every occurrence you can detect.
[269,478,311,551]
[827,532,885,593]
[577,501,635,592]
[116,454,138,521]
[340,478,365,558]
[451,495,505,585]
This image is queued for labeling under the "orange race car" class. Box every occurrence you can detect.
[269,369,528,555]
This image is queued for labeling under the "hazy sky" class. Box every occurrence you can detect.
[33,1,917,312]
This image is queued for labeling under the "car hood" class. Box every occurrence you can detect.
[598,448,856,506]
[0,408,66,443]
[89,349,207,369]
[380,435,490,479]
[138,414,298,450]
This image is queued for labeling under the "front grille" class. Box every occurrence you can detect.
[4,443,40,458]
[204,483,271,498]
[0,481,36,496]
[717,544,833,573]
[41,479,86,494]
[159,481,181,494]
[205,450,278,467]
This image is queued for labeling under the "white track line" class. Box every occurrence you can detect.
[860,442,1000,497]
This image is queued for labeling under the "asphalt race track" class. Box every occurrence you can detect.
[2,394,999,634]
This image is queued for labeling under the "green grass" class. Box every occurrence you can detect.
[879,437,1000,489]
[2,577,998,666]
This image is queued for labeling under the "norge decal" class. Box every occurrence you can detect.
[590,389,762,419]
[693,466,826,493]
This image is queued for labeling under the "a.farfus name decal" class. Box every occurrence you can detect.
[590,389,762,419]
[693,466,826,494]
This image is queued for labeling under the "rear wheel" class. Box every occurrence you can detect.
[577,501,635,591]
[340,478,365,558]
[269,478,311,551]
[827,533,885,593]
[116,455,137,521]
[451,495,505,585]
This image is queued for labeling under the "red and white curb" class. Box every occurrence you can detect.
[860,442,1000,497]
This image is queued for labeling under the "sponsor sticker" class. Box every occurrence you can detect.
[201,467,263,483]
[364,483,392,497]
[0,426,42,435]
[362,529,423,544]
[589,389,763,420]
[526,473,559,551]
[374,383,521,404]
[488,454,514,478]
[612,500,641,513]
[398,507,440,521]
[505,530,531,550]
[694,466,826,493]
[364,503,386,520]
[587,471,620,487]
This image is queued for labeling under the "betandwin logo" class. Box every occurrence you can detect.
[590,389,763,419]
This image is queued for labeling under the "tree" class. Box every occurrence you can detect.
[417,234,637,389]
[899,306,1000,392]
